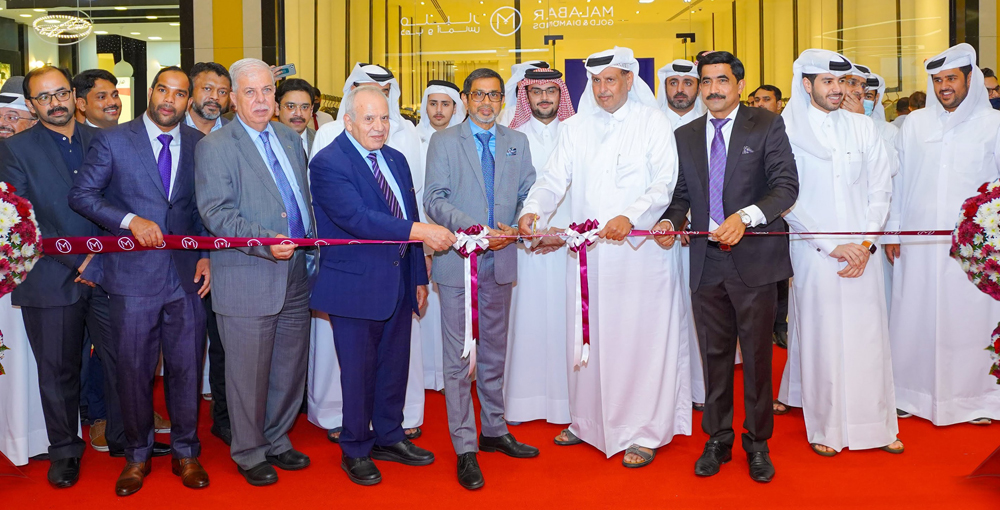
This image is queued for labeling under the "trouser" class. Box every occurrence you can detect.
[692,246,776,453]
[204,293,230,429]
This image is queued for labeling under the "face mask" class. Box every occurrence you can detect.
[863,99,875,116]
[990,97,1000,110]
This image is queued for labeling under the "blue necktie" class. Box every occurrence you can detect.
[259,131,306,239]
[708,118,730,225]
[475,131,495,228]
[156,134,172,199]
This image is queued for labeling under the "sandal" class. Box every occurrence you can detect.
[622,445,656,468]
[810,443,837,457]
[881,440,904,454]
[970,417,992,426]
[773,399,790,416]
[327,427,342,444]
[553,428,584,446]
[405,427,422,440]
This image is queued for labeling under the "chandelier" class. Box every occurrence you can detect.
[32,14,94,45]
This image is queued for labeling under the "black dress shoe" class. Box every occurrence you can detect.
[266,449,310,471]
[341,455,381,486]
[457,452,484,490]
[694,441,732,477]
[237,462,278,487]
[693,402,705,412]
[371,439,434,466]
[479,433,539,458]
[47,457,80,488]
[773,330,788,349]
[109,442,171,458]
[211,424,232,446]
[747,452,775,483]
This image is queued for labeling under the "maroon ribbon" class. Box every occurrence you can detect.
[568,220,599,363]
[455,225,488,378]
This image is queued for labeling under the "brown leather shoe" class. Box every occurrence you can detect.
[115,461,151,497]
[172,457,210,489]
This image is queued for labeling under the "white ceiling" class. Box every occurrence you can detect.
[0,0,181,42]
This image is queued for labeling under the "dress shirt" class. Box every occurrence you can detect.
[702,104,765,230]
[184,111,224,132]
[236,116,313,235]
[45,124,84,174]
[300,129,310,155]
[469,120,497,160]
[121,113,182,228]
[345,130,408,220]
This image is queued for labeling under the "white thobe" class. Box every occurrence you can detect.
[874,120,900,312]
[503,116,571,424]
[887,106,1000,425]
[778,107,897,451]
[307,118,428,430]
[0,295,49,465]
[521,99,691,456]
[417,124,446,391]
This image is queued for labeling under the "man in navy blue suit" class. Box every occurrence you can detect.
[308,85,456,486]
[69,66,211,496]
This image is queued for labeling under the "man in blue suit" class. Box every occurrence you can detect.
[69,66,211,496]
[309,85,456,486]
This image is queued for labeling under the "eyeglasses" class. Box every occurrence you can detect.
[29,89,72,105]
[1,112,33,123]
[468,90,503,102]
[281,102,313,113]
[989,85,1000,95]
[528,87,559,98]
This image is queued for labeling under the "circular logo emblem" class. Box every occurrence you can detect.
[917,231,933,236]
[118,238,135,251]
[490,7,522,37]
[247,239,263,247]
[181,237,198,250]
[314,240,329,246]
[154,240,167,249]
[86,238,104,252]
[55,239,72,254]
[214,238,230,249]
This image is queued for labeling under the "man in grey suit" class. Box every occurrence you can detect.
[195,58,317,487]
[424,68,539,491]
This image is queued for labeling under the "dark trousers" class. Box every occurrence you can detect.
[22,285,114,460]
[774,279,789,333]
[110,268,206,462]
[692,246,776,453]
[203,293,230,429]
[330,264,411,459]
[81,338,104,422]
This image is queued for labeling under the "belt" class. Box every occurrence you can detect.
[706,240,732,252]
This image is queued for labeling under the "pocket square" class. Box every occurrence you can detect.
[742,146,754,155]
[506,147,517,156]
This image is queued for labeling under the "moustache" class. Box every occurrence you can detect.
[672,93,688,100]
[706,94,725,100]
[537,101,553,107]
[202,100,221,110]
[47,106,69,116]
[103,105,120,112]
[0,126,14,135]
[290,116,305,123]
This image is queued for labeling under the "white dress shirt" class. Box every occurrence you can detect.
[702,104,765,230]
[121,113,182,228]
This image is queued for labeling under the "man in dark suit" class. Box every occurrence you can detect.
[196,58,316,487]
[0,65,110,489]
[655,51,798,483]
[69,66,211,496]
[309,85,455,486]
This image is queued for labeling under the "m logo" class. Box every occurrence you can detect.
[181,237,199,250]
[214,238,230,249]
[118,238,135,251]
[154,240,167,249]
[55,239,72,254]
[314,240,329,246]
[86,238,104,252]
[490,6,521,37]
[247,239,263,247]
[280,239,296,246]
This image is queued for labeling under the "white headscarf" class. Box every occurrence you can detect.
[782,48,855,160]
[417,80,465,143]
[498,60,548,126]
[922,43,990,141]
[865,70,888,122]
[655,58,706,118]
[338,63,403,123]
[0,92,30,112]
[578,46,657,116]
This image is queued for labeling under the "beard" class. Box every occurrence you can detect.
[43,105,72,126]
[192,99,223,121]
[471,105,497,125]
[811,88,841,112]
[530,101,557,120]
[148,103,186,128]
[667,93,696,110]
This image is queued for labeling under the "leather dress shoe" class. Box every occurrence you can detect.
[773,330,788,349]
[266,449,311,471]
[47,457,81,488]
[457,452,484,490]
[371,439,434,466]
[210,424,232,446]
[479,433,539,458]
[341,455,381,486]
[694,441,732,477]
[172,457,209,489]
[237,462,278,487]
[109,441,170,458]
[115,461,151,497]
[692,402,705,412]
[747,452,775,483]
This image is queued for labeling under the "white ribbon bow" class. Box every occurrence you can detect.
[453,227,490,378]
[564,226,600,367]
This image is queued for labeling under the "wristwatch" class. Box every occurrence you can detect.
[737,209,752,227]
[862,240,877,254]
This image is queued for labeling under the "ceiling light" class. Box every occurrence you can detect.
[169,22,180,26]
[148,36,162,40]
[95,30,108,34]
[114,7,127,10]
[146,15,157,20]
[19,14,32,17]
[130,32,140,35]
[44,19,60,24]
[33,8,45,12]
[33,15,94,44]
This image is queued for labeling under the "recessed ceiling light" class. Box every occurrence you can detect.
[130,32,140,35]
[95,30,108,34]
[148,36,162,40]
[114,7,127,10]
[33,8,45,12]
[19,14,32,17]
[146,15,157,20]
[169,22,180,26]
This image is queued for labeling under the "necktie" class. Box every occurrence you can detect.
[156,134,172,199]
[475,131,495,228]
[368,152,407,257]
[708,118,731,225]
[259,131,306,239]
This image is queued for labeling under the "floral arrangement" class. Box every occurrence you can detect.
[952,180,1000,384]
[0,181,42,375]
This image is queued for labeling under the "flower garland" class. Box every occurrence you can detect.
[0,182,42,375]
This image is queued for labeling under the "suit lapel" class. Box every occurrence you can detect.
[32,125,74,188]
[460,121,488,199]
[724,106,755,191]
[231,122,284,205]
[689,116,711,202]
[493,126,509,187]
[128,117,169,200]
[335,131,390,212]
[384,151,415,217]
[175,126,197,204]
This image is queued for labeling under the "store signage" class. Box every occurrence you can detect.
[400,5,613,37]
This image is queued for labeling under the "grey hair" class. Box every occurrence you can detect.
[229,58,273,91]
[341,84,389,120]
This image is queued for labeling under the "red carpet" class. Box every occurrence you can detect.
[2,347,998,508]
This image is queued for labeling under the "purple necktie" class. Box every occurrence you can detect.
[368,152,406,257]
[708,118,730,225]
[156,133,172,199]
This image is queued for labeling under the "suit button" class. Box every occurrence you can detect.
[168,204,173,209]
[393,261,399,266]
[281,212,287,218]
[169,231,174,235]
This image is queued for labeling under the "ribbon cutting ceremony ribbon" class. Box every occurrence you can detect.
[565,220,600,368]
[453,226,490,379]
